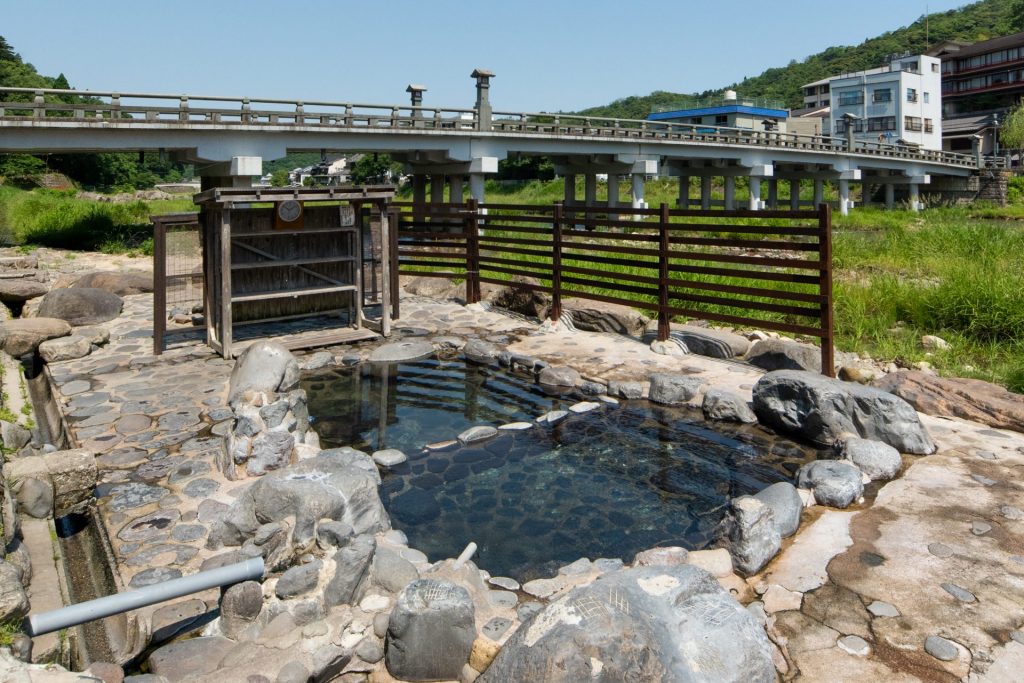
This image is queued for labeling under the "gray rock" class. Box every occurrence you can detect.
[458,425,497,445]
[37,288,123,326]
[227,342,301,408]
[577,380,607,396]
[259,399,290,429]
[0,560,29,622]
[38,334,92,362]
[537,365,580,388]
[276,661,310,683]
[386,580,475,682]
[1,420,32,450]
[669,325,750,359]
[746,338,824,373]
[73,270,153,295]
[276,560,322,599]
[15,477,53,519]
[972,520,992,535]
[727,496,781,576]
[752,370,936,454]
[1001,505,1024,521]
[246,430,295,476]
[924,635,959,661]
[0,278,48,304]
[326,535,376,606]
[753,482,802,538]
[838,634,870,656]
[648,373,706,406]
[369,340,434,363]
[356,636,385,664]
[485,275,551,319]
[316,521,354,548]
[838,437,902,481]
[220,580,263,637]
[632,546,689,567]
[371,546,420,593]
[797,460,864,508]
[148,636,235,681]
[480,565,774,683]
[372,449,407,468]
[0,318,71,357]
[463,339,500,365]
[941,582,976,603]
[702,389,757,423]
[563,298,650,336]
[608,380,644,400]
[867,600,900,618]
[301,351,334,371]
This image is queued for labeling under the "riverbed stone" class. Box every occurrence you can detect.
[480,564,774,683]
[38,334,92,362]
[0,278,47,305]
[38,287,124,326]
[369,340,434,363]
[728,495,781,575]
[15,477,53,518]
[668,325,750,359]
[752,370,936,454]
[386,579,476,682]
[746,338,824,373]
[73,270,153,295]
[924,635,959,661]
[702,388,757,423]
[838,437,902,481]
[1,420,31,451]
[371,546,420,593]
[276,560,323,599]
[246,430,295,476]
[458,426,497,445]
[325,535,376,606]
[608,380,644,399]
[874,371,1024,434]
[648,373,706,406]
[0,560,29,623]
[220,580,263,637]
[228,342,301,407]
[372,449,407,468]
[0,317,72,356]
[463,339,500,365]
[797,460,864,508]
[538,365,580,387]
[148,636,235,681]
[753,481,802,538]
[563,298,649,336]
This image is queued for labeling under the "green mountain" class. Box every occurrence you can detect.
[578,0,1023,119]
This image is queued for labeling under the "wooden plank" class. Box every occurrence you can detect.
[232,227,358,237]
[231,256,356,270]
[231,284,357,303]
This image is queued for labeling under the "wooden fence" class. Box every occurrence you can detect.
[393,201,834,376]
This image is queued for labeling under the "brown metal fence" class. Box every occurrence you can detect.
[152,212,203,354]
[394,201,834,376]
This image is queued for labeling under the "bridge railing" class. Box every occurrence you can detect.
[0,86,977,168]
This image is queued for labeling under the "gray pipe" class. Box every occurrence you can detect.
[27,557,264,637]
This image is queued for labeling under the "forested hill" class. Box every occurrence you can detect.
[578,0,1024,119]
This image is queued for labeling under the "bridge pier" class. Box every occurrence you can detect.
[585,173,598,207]
[449,175,463,204]
[885,183,895,209]
[790,180,800,210]
[748,178,761,211]
[724,177,736,210]
[701,177,712,210]
[431,174,446,204]
[564,174,577,205]
[813,180,824,208]
[839,179,851,216]
[767,179,778,210]
[677,176,690,208]
[631,173,646,211]
[909,183,921,212]
[607,175,619,219]
[198,156,262,191]
[469,174,486,203]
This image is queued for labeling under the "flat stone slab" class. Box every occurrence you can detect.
[767,511,854,593]
[369,340,434,363]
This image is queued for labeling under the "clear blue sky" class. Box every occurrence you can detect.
[3,0,970,112]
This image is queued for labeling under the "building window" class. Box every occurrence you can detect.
[872,89,892,103]
[835,119,865,134]
[924,118,934,133]
[715,115,728,125]
[689,117,702,124]
[906,88,918,103]
[932,62,940,73]
[838,92,864,106]
[923,92,930,104]
[868,116,896,131]
[901,61,920,73]
[905,116,923,131]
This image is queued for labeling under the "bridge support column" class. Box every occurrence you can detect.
[631,173,645,210]
[790,180,800,210]
[607,175,619,219]
[767,179,778,209]
[909,183,921,212]
[431,175,446,204]
[724,177,736,210]
[885,183,895,209]
[748,178,762,211]
[198,156,261,191]
[677,176,690,208]
[469,174,485,203]
[449,174,463,204]
[564,174,577,205]
[700,177,712,210]
[585,173,597,207]
[412,174,427,203]
[813,179,824,208]
[838,179,851,216]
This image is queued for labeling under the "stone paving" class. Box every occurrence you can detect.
[38,288,1024,681]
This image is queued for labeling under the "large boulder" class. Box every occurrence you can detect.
[484,275,551,319]
[838,437,901,481]
[746,338,823,373]
[38,334,92,363]
[797,460,864,508]
[563,298,650,336]
[752,370,935,454]
[215,449,389,557]
[873,371,1024,434]
[727,496,781,576]
[753,482,802,538]
[72,271,153,295]
[386,580,476,681]
[664,324,750,359]
[648,373,707,406]
[227,341,300,407]
[702,389,757,423]
[403,275,458,298]
[0,278,48,305]
[0,560,29,623]
[0,318,71,357]
[480,565,774,683]
[36,288,123,326]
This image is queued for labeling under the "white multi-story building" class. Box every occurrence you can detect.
[805,54,943,150]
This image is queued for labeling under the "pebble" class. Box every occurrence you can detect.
[359,594,391,612]
[497,422,533,431]
[971,474,998,486]
[971,520,992,536]
[924,635,959,661]
[976,450,997,460]
[927,543,954,558]
[837,635,870,656]
[482,617,513,641]
[1000,505,1024,521]
[516,601,543,622]
[488,576,520,591]
[1010,630,1024,645]
[867,601,900,618]
[568,402,600,414]
[940,582,976,603]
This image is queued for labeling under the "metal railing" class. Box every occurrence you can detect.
[0,86,978,168]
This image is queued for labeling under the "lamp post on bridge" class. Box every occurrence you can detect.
[471,69,494,131]
[406,84,427,120]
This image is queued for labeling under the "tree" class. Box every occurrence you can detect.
[1000,103,1024,150]
[1011,0,1024,32]
[350,154,402,184]
[270,169,289,187]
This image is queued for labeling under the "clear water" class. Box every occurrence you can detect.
[303,357,816,581]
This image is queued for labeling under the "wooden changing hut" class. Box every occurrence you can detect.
[193,186,396,358]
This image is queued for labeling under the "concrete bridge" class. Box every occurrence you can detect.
[0,71,982,213]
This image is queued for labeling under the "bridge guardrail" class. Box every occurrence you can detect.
[0,86,978,168]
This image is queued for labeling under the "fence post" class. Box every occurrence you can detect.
[388,206,401,320]
[466,198,481,304]
[818,203,835,377]
[658,203,671,342]
[152,217,167,356]
[551,202,563,323]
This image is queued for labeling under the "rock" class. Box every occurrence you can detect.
[275,661,310,683]
[873,371,1024,434]
[632,546,689,567]
[797,461,864,509]
[484,275,551,319]
[404,275,457,298]
[367,449,406,470]
[647,373,706,406]
[686,548,734,578]
[838,635,870,656]
[463,339,500,365]
[537,365,580,388]
[0,278,48,304]
[941,582,976,603]
[753,482,802,538]
[921,335,950,350]
[246,431,295,476]
[0,317,72,356]
[837,437,901,481]
[607,380,644,400]
[37,288,123,326]
[276,560,322,599]
[753,370,936,454]
[220,580,262,637]
[386,580,476,681]
[563,298,649,336]
[838,365,877,384]
[227,342,300,408]
[0,560,29,623]
[727,496,781,576]
[151,599,205,643]
[650,339,687,356]
[369,340,434,363]
[479,565,774,683]
[702,389,757,423]
[317,521,354,548]
[38,334,92,362]
[867,601,900,618]
[85,662,124,683]
[667,325,750,359]
[761,584,803,613]
[1,421,31,450]
[73,271,153,295]
[148,636,235,681]
[371,546,420,593]
[924,635,959,661]
[746,338,824,373]
[326,535,376,606]
[15,477,53,519]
